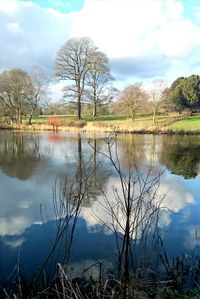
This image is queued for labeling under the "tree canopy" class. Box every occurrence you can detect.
[170,75,200,113]
[0,68,31,123]
[114,83,148,120]
[0,67,47,124]
[54,37,113,119]
[85,50,113,117]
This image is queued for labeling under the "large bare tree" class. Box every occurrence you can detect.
[116,83,148,120]
[85,50,113,117]
[54,37,96,120]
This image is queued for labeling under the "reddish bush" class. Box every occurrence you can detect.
[47,117,64,131]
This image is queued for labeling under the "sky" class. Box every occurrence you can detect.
[1,0,200,100]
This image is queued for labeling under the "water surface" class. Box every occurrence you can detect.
[0,131,200,285]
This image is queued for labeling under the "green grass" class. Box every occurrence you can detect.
[30,114,130,123]
[29,115,77,123]
[4,114,200,133]
[170,116,200,131]
[0,113,168,126]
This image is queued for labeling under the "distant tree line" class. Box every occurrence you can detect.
[0,67,47,124]
[0,36,200,123]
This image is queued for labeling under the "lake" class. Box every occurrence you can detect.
[0,130,200,288]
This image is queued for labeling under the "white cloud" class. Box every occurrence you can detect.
[5,237,25,248]
[0,0,18,14]
[0,0,72,75]
[71,0,164,58]
[158,182,195,213]
[154,19,200,58]
[70,0,200,82]
[0,0,200,96]
[6,21,23,33]
[71,0,200,59]
[0,215,31,236]
[80,173,196,234]
[49,81,65,101]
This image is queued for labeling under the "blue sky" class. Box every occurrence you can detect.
[19,0,84,13]
[1,0,200,100]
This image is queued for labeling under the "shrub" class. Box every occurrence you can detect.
[74,120,87,128]
[47,117,64,131]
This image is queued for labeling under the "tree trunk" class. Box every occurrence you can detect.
[77,94,81,120]
[17,107,22,124]
[28,110,34,125]
[152,106,156,124]
[28,104,37,125]
[130,108,135,121]
[93,139,97,188]
[77,133,82,188]
[76,79,83,120]
[93,87,97,117]
[93,102,97,117]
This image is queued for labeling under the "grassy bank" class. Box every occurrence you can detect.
[170,116,200,131]
[1,114,200,134]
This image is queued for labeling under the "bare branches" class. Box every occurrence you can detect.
[0,68,32,123]
[54,37,114,118]
[0,67,48,124]
[148,80,166,123]
[90,134,164,292]
[113,84,148,120]
[54,37,97,120]
[85,50,113,117]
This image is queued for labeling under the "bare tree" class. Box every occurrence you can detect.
[54,37,97,120]
[25,66,48,124]
[85,50,113,117]
[0,68,31,123]
[117,83,148,120]
[89,135,164,297]
[149,79,166,123]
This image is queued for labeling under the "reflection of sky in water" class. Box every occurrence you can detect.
[0,132,108,237]
[80,172,198,237]
[1,132,200,283]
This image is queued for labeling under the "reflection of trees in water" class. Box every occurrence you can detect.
[160,136,200,179]
[36,134,111,278]
[0,132,42,180]
[118,134,200,179]
[117,135,145,169]
[59,133,111,207]
[116,135,162,172]
[46,135,111,267]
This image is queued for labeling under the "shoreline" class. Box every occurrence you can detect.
[1,122,200,135]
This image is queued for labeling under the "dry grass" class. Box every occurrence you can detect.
[2,114,200,135]
[0,121,171,134]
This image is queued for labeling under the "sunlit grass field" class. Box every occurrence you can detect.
[2,114,200,133]
[170,116,200,131]
[29,114,167,124]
